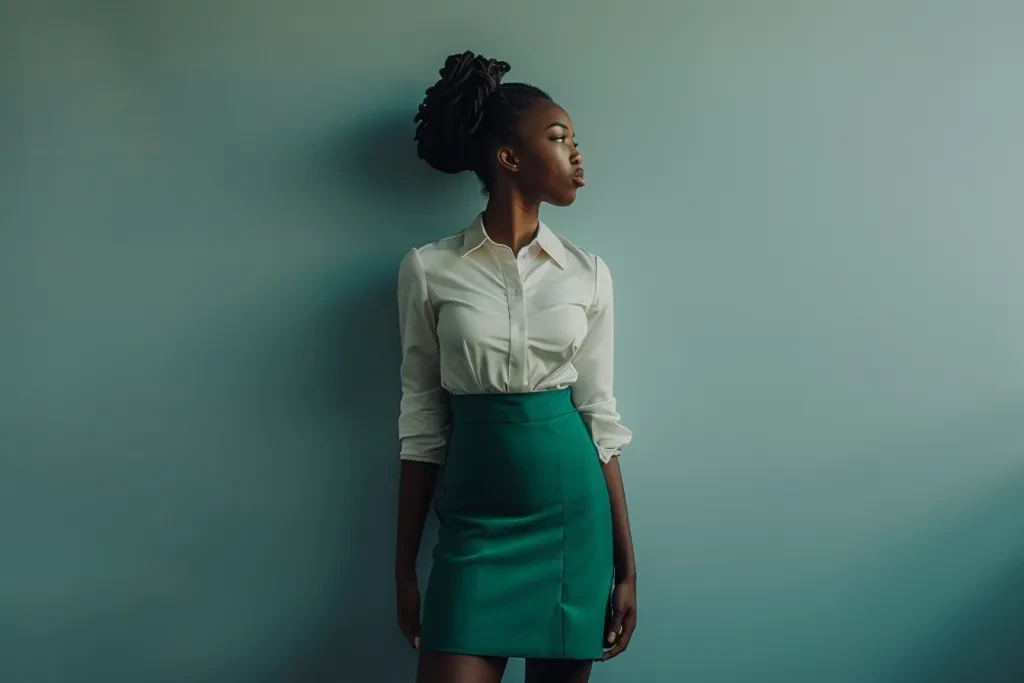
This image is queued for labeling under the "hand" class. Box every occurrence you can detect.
[396,576,422,649]
[602,575,637,661]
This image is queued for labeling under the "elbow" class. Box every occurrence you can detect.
[575,403,632,463]
[398,408,450,465]
[399,434,448,465]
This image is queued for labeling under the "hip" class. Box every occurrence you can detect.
[439,388,607,516]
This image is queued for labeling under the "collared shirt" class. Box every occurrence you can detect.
[512,230,543,274]
[396,213,632,465]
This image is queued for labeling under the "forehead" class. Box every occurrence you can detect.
[518,100,573,136]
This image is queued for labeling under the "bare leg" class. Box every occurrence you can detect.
[417,651,508,683]
[524,658,593,683]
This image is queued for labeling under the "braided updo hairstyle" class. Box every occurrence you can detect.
[414,51,551,194]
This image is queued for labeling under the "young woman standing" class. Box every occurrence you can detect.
[394,51,637,683]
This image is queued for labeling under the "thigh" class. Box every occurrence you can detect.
[417,651,508,683]
[524,658,593,683]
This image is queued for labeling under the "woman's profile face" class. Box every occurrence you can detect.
[502,100,585,207]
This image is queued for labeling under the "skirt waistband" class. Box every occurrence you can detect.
[449,387,576,424]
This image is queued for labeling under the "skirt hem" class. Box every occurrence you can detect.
[420,644,604,662]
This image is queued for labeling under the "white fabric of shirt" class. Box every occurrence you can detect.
[396,213,632,465]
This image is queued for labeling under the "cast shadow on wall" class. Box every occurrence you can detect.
[824,395,1024,683]
[882,473,1024,683]
[262,104,476,683]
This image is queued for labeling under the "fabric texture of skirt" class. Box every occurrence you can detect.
[419,387,613,660]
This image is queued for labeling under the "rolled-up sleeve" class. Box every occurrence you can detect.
[396,248,450,464]
[570,254,633,463]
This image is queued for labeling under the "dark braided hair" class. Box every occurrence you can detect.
[414,51,551,194]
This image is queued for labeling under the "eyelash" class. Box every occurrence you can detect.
[554,136,580,149]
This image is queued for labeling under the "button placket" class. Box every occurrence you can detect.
[501,252,529,390]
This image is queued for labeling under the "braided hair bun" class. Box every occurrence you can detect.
[414,51,512,174]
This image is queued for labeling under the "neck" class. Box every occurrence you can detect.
[482,187,540,255]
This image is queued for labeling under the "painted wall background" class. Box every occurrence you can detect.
[2,1,1022,681]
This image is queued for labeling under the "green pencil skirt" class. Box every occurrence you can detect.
[419,387,614,661]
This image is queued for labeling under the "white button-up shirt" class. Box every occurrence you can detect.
[396,213,632,465]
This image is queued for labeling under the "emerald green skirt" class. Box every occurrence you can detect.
[420,387,613,660]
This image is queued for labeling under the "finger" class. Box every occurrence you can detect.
[398,614,422,649]
[411,615,422,649]
[601,640,626,661]
[602,612,634,660]
[620,609,636,637]
[409,622,421,651]
[606,609,625,645]
[602,632,630,660]
[397,616,412,646]
[403,627,420,649]
[618,616,635,648]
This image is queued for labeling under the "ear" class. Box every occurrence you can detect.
[496,145,520,174]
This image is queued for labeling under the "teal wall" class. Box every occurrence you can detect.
[2,2,1023,682]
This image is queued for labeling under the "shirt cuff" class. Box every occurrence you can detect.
[399,452,445,465]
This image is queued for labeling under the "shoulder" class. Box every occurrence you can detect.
[547,229,615,312]
[398,230,467,278]
[409,231,466,259]
[549,230,613,283]
[405,228,468,266]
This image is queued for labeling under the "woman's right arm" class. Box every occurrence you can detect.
[394,458,439,649]
[395,460,439,580]
[394,248,449,646]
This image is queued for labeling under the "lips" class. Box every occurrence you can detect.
[572,168,586,187]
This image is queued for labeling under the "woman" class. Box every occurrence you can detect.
[394,51,637,683]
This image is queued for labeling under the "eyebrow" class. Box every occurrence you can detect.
[546,121,571,131]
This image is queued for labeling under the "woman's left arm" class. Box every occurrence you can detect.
[601,456,637,660]
[568,254,636,660]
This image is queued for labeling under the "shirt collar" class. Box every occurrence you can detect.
[460,213,567,269]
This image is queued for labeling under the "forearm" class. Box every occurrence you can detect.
[601,456,636,580]
[395,459,441,581]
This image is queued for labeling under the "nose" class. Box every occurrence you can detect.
[571,146,583,166]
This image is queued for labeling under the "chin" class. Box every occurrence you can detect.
[546,190,578,207]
